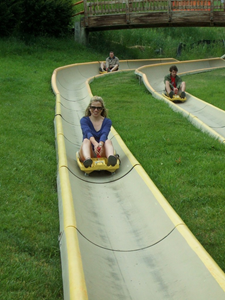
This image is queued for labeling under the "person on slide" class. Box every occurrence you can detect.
[164,65,186,99]
[79,96,117,168]
[99,51,119,72]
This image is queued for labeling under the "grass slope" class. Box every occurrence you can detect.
[0,36,104,299]
[184,68,225,111]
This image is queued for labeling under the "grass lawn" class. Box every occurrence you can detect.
[0,36,105,300]
[184,68,225,111]
[90,71,225,272]
[0,36,224,298]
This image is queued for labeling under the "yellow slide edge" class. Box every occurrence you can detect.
[54,88,88,299]
[112,124,225,291]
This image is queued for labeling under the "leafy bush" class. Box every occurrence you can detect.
[0,0,73,37]
[20,0,73,37]
[0,0,23,36]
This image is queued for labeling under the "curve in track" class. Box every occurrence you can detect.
[52,58,225,300]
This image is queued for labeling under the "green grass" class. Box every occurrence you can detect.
[184,68,225,110]
[0,36,106,300]
[90,71,225,272]
[88,27,225,60]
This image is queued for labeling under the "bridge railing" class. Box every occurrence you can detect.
[85,0,168,15]
[80,0,225,15]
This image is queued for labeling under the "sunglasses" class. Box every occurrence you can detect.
[90,106,103,111]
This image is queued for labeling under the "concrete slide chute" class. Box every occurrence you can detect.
[135,57,225,143]
[52,59,225,299]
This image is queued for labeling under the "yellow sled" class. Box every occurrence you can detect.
[76,152,120,175]
[162,92,187,103]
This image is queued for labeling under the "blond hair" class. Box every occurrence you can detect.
[85,96,108,117]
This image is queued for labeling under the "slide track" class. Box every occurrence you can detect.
[52,58,225,300]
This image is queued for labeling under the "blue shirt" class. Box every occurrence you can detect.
[80,116,112,143]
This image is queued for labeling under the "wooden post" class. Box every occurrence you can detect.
[210,0,214,23]
[168,0,172,22]
[75,20,89,45]
[83,0,89,26]
[125,0,130,23]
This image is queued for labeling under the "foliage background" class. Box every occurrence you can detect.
[0,0,73,37]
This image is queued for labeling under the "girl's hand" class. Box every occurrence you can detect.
[94,143,99,154]
[96,143,104,157]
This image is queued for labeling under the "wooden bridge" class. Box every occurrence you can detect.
[74,0,225,29]
[73,0,225,43]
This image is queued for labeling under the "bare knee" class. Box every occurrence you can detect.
[165,81,171,92]
[83,138,91,146]
[104,139,113,147]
